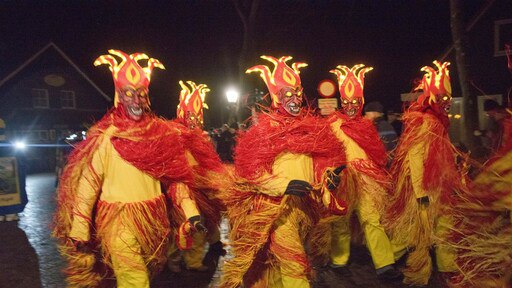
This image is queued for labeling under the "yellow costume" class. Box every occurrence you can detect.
[329,118,395,270]
[219,56,347,288]
[321,65,401,282]
[169,80,226,272]
[53,50,205,288]
[385,61,466,286]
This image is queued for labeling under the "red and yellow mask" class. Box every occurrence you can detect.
[176,80,209,129]
[415,61,452,116]
[94,49,165,121]
[330,64,373,119]
[246,55,307,116]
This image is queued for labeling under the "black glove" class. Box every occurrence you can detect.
[417,196,430,208]
[68,238,93,253]
[284,180,312,197]
[188,215,208,233]
[327,165,346,191]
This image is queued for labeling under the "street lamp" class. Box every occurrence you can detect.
[225,87,240,103]
[224,87,240,127]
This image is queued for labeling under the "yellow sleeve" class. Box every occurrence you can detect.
[175,182,200,219]
[68,137,107,242]
[407,125,428,199]
[185,150,199,167]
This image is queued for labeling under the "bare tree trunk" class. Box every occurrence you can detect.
[232,0,260,122]
[450,0,477,151]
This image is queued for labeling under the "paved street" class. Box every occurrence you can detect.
[0,174,443,288]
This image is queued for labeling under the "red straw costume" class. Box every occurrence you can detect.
[385,61,468,285]
[445,149,512,287]
[321,65,402,281]
[218,56,346,288]
[52,50,213,287]
[444,49,512,287]
[168,80,226,271]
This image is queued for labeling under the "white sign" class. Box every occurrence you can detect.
[318,98,338,116]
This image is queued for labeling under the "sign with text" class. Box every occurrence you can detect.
[318,98,338,116]
[0,157,21,206]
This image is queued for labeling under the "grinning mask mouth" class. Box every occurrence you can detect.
[341,98,362,119]
[118,87,150,121]
[278,87,304,116]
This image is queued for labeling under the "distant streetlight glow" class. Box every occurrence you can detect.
[225,87,240,103]
[14,141,26,150]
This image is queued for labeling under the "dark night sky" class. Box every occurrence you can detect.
[1,0,509,128]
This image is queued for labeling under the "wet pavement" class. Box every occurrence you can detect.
[0,174,443,288]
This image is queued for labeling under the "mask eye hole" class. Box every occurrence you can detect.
[352,100,358,104]
[297,91,302,96]
[285,91,293,97]
[125,91,133,97]
[442,96,449,101]
[139,90,147,98]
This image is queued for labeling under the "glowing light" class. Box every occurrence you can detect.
[225,87,240,103]
[14,141,26,150]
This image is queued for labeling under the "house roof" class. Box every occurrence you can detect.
[0,42,112,102]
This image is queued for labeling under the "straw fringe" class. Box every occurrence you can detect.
[219,192,289,288]
[443,151,512,287]
[95,195,171,278]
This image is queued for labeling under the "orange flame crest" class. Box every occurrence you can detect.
[246,55,307,108]
[330,64,373,104]
[94,49,165,107]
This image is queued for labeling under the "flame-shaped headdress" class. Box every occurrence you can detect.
[94,49,165,107]
[246,55,307,108]
[415,61,451,106]
[176,80,210,124]
[330,64,373,105]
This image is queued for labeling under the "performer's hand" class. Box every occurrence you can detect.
[188,215,208,233]
[417,196,430,209]
[68,237,92,253]
[284,180,312,197]
[326,165,346,192]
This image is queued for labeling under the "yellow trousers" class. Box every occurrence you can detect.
[434,214,456,272]
[182,225,221,269]
[251,207,310,288]
[108,227,150,288]
[330,192,395,269]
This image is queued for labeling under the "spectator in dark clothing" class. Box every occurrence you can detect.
[483,99,512,158]
[364,101,398,152]
[387,111,403,137]
[214,124,236,163]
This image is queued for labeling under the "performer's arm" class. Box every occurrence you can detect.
[407,133,428,201]
[175,182,201,219]
[68,140,106,242]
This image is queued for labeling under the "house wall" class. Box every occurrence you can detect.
[0,48,111,173]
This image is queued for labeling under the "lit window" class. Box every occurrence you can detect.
[32,88,49,108]
[60,90,76,109]
[20,130,49,141]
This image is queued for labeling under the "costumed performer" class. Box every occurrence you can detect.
[219,55,347,288]
[52,49,209,288]
[443,48,512,288]
[325,64,403,282]
[167,80,227,273]
[444,136,511,288]
[384,61,467,286]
